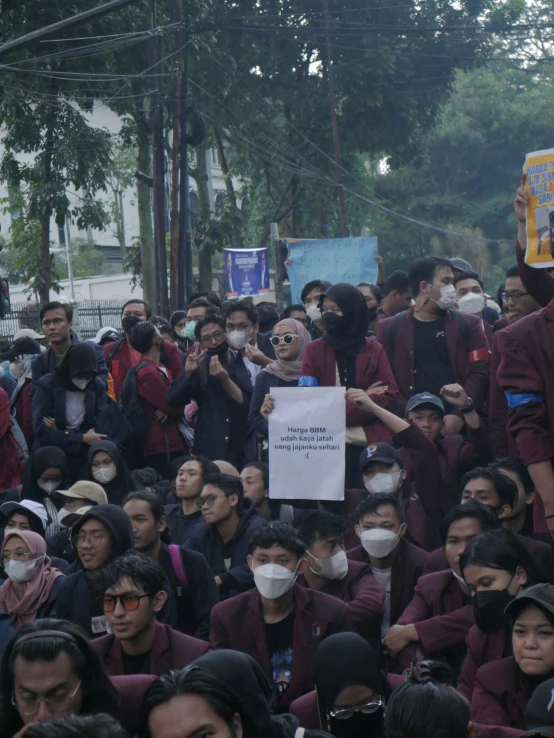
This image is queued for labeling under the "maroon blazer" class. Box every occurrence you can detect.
[300,337,399,444]
[436,425,492,513]
[376,306,491,414]
[347,538,428,626]
[458,624,508,701]
[423,537,554,584]
[489,331,519,459]
[209,583,352,710]
[396,570,475,668]
[135,359,186,457]
[297,560,385,638]
[496,298,554,466]
[111,674,156,737]
[472,657,528,729]
[107,337,184,401]
[93,620,210,676]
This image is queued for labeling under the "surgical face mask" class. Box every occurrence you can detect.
[5,556,43,584]
[186,321,197,341]
[360,528,400,558]
[121,316,142,334]
[207,341,229,358]
[308,549,349,580]
[321,312,343,333]
[93,467,117,484]
[364,471,402,495]
[457,292,485,315]
[473,587,514,632]
[3,528,18,536]
[9,361,24,380]
[176,327,188,339]
[431,283,457,310]
[37,479,61,495]
[252,562,299,599]
[306,304,322,322]
[72,377,88,390]
[226,329,253,350]
[57,508,70,527]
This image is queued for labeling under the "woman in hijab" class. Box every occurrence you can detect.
[300,282,399,486]
[32,342,108,477]
[0,530,64,628]
[248,318,311,461]
[194,650,332,738]
[2,446,68,537]
[0,388,23,496]
[290,632,390,737]
[6,336,43,449]
[84,440,137,506]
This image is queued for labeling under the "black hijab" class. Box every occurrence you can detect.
[56,342,98,391]
[20,447,67,503]
[319,283,369,356]
[85,440,137,506]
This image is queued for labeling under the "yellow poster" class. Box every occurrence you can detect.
[524,148,554,268]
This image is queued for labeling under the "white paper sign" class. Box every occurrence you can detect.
[268,387,345,501]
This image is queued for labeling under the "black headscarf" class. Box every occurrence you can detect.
[72,504,134,567]
[319,283,369,356]
[55,342,98,391]
[20,447,67,503]
[85,440,137,506]
[315,633,388,735]
[170,311,187,329]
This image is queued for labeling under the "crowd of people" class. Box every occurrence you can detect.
[0,180,553,737]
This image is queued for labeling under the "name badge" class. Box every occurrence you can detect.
[91,615,111,635]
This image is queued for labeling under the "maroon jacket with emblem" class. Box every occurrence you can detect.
[435,426,492,513]
[458,624,508,702]
[209,583,351,710]
[472,657,528,729]
[106,337,184,401]
[347,538,427,626]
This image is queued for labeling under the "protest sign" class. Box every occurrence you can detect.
[524,148,554,268]
[224,247,270,297]
[268,387,345,501]
[286,237,378,302]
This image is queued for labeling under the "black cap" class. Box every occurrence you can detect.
[505,583,554,621]
[405,392,445,418]
[0,336,42,362]
[357,443,403,475]
[449,257,473,274]
[524,677,554,737]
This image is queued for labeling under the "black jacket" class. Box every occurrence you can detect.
[31,334,108,388]
[165,504,204,546]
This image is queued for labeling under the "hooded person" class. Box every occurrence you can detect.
[32,342,108,474]
[0,530,64,628]
[0,387,23,495]
[84,440,137,506]
[3,336,42,448]
[194,650,333,738]
[248,319,311,460]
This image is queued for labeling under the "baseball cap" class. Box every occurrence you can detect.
[0,500,48,532]
[405,392,445,418]
[524,677,554,737]
[505,583,554,621]
[449,257,474,274]
[55,481,108,506]
[0,336,42,362]
[13,328,45,341]
[59,505,93,528]
[94,327,119,345]
[357,443,403,475]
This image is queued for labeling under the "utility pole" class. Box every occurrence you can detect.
[169,0,182,311]
[270,222,285,313]
[323,0,348,238]
[178,19,193,306]
[151,0,169,315]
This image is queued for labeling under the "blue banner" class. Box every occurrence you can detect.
[224,248,270,298]
[287,237,378,303]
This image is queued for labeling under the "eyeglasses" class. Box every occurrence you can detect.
[330,697,383,721]
[1,550,32,565]
[197,494,225,510]
[73,533,106,548]
[270,334,298,346]
[200,330,225,346]
[101,593,150,612]
[12,681,82,716]
[501,291,529,302]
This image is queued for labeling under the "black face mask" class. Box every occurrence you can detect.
[367,306,379,321]
[322,312,344,334]
[208,341,229,358]
[329,708,385,738]
[473,588,514,631]
[121,316,142,334]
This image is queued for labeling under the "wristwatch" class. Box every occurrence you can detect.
[461,398,474,414]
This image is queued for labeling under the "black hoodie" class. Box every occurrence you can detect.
[84,440,137,506]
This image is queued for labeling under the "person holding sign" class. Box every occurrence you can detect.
[299,283,398,488]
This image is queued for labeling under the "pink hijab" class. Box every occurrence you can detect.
[263,318,312,383]
[0,530,64,628]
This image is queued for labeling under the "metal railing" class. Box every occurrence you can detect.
[0,301,125,341]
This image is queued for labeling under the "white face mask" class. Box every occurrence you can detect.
[176,327,188,338]
[92,467,117,484]
[9,361,24,380]
[5,556,43,584]
[457,292,485,315]
[431,283,457,310]
[451,568,466,585]
[308,549,348,580]
[360,528,401,558]
[306,304,322,322]
[72,377,88,390]
[252,562,299,599]
[364,471,402,495]
[57,508,70,527]
[37,480,61,495]
[226,330,253,350]
[3,528,18,537]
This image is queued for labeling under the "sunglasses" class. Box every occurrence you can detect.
[101,593,150,612]
[270,334,298,346]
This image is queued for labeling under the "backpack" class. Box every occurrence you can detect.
[118,362,152,446]
[169,544,189,592]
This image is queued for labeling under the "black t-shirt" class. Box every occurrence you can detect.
[265,610,295,702]
[122,649,152,676]
[413,317,455,404]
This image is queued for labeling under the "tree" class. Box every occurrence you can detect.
[106,137,137,262]
[54,237,112,281]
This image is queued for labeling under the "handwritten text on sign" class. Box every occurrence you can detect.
[269,387,345,501]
